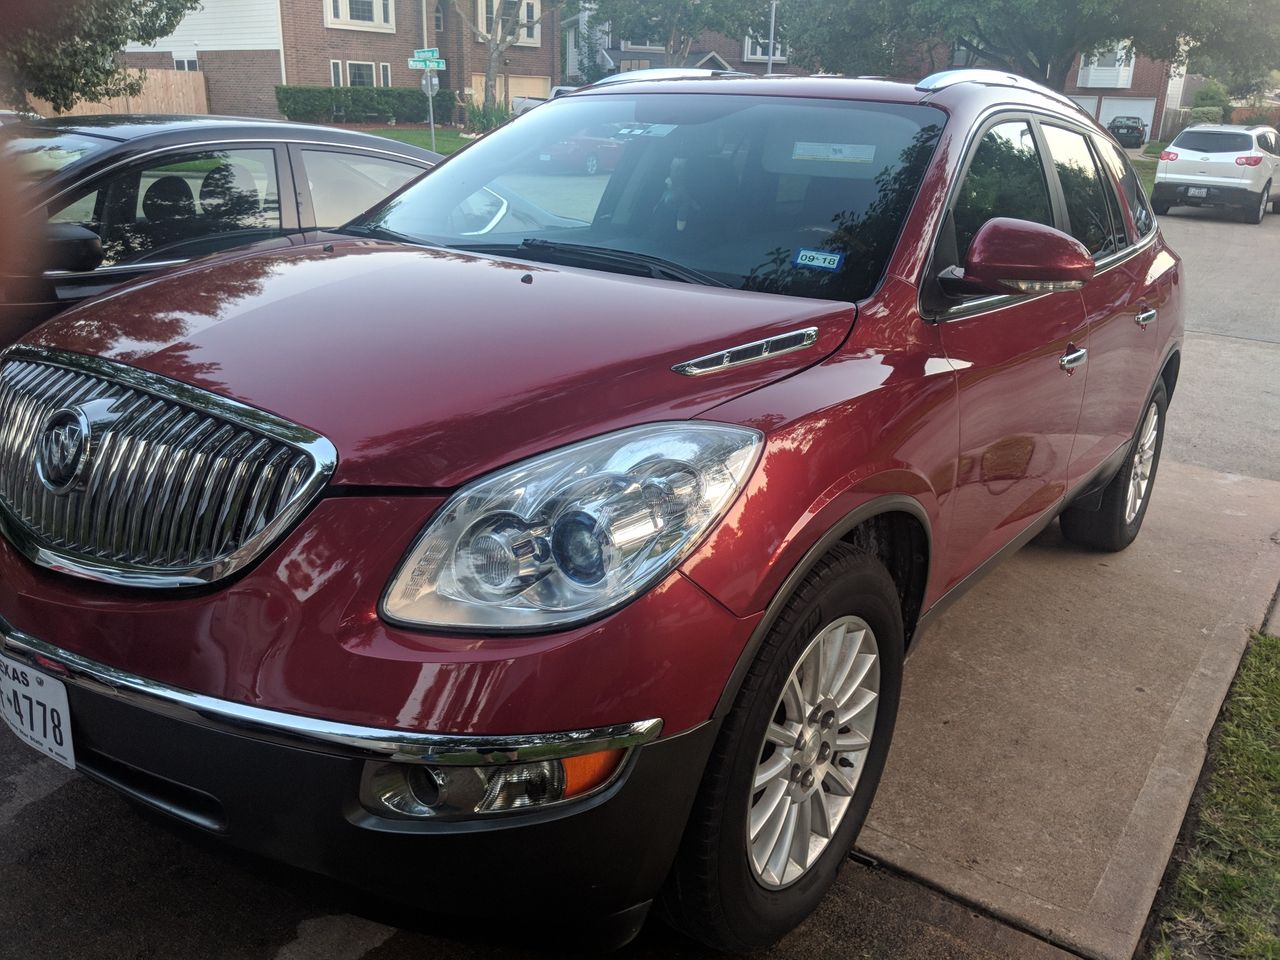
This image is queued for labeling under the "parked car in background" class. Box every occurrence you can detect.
[1107,115,1147,147]
[0,115,439,336]
[0,70,1181,953]
[537,122,632,173]
[1152,123,1280,221]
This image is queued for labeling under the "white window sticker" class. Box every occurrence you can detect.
[791,142,876,163]
[793,248,844,271]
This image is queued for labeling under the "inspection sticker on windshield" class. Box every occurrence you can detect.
[794,249,844,271]
[792,142,875,163]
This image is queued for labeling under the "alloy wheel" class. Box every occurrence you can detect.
[747,616,880,889]
[1125,401,1160,523]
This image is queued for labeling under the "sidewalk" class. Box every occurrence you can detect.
[858,460,1280,959]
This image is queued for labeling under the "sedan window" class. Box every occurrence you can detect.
[47,147,283,268]
[300,149,425,228]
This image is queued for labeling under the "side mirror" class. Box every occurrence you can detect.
[945,217,1094,297]
[44,222,104,273]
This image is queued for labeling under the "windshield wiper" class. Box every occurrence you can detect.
[461,238,728,287]
[338,223,440,246]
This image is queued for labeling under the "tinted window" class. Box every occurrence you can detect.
[951,120,1053,263]
[1096,138,1155,238]
[47,147,283,268]
[1042,125,1116,257]
[1170,130,1252,153]
[353,94,946,303]
[301,149,424,227]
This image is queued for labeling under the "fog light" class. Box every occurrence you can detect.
[359,747,628,820]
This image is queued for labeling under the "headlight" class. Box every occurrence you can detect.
[381,423,762,631]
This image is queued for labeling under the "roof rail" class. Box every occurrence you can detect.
[916,68,1088,115]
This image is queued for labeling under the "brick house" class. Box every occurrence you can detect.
[563,10,803,82]
[125,0,561,118]
[1063,42,1178,143]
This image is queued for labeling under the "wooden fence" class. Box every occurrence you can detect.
[31,68,208,117]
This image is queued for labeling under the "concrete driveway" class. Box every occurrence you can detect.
[2,210,1278,960]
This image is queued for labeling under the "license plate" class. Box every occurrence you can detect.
[1187,187,1208,198]
[0,654,75,769]
[539,153,552,161]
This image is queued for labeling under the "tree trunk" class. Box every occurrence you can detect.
[485,42,503,108]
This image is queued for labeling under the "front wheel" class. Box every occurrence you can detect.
[1061,379,1167,551]
[661,545,903,952]
[583,153,600,175]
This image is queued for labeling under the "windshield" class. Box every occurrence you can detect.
[1171,130,1253,153]
[352,94,945,302]
[2,129,113,184]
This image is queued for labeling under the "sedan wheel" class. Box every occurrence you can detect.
[748,616,879,888]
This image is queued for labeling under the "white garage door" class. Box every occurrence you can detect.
[1071,96,1099,117]
[1099,97,1157,140]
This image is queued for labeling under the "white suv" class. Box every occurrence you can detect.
[1152,124,1280,222]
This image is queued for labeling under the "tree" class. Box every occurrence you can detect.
[0,0,202,112]
[450,0,565,109]
[587,0,761,66]
[783,0,1280,93]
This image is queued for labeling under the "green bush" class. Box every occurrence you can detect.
[465,101,512,132]
[275,85,458,125]
[1189,105,1224,125]
[1193,79,1231,113]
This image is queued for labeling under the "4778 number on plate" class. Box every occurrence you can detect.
[0,654,76,769]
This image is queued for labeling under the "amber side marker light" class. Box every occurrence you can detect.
[563,748,626,797]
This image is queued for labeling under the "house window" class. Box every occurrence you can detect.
[434,0,444,32]
[173,58,199,71]
[744,37,787,62]
[347,61,375,86]
[621,38,663,52]
[324,0,395,32]
[619,59,651,72]
[380,62,391,86]
[1077,42,1134,88]
[330,60,343,85]
[516,0,540,45]
[479,0,494,34]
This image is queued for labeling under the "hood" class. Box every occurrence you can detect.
[26,241,855,487]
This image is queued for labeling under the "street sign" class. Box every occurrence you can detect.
[414,48,439,59]
[425,58,447,71]
[407,57,430,69]
[407,56,447,71]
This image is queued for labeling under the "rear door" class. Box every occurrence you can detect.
[1039,123,1163,486]
[928,117,1090,588]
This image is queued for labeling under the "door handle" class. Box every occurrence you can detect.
[1059,346,1088,372]
[1135,308,1157,327]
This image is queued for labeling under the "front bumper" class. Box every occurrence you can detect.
[1152,180,1257,208]
[2,619,718,920]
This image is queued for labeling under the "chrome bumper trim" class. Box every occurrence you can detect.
[0,619,662,765]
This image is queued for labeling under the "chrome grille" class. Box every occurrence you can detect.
[0,348,337,587]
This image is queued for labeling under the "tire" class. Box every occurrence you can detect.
[1272,197,1280,214]
[1060,379,1168,552]
[1152,201,1171,216]
[1243,182,1269,224]
[661,545,904,952]
[584,153,600,175]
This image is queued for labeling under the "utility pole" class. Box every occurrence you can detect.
[766,0,778,75]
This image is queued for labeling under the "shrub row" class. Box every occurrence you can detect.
[275,85,458,124]
[1188,106,1224,126]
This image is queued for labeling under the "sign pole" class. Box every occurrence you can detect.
[427,69,437,153]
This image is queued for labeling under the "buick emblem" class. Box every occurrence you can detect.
[34,406,92,494]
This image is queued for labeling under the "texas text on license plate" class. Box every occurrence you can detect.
[0,653,75,769]
[1187,187,1208,198]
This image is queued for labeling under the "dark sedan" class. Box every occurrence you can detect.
[1,115,440,336]
[1108,115,1147,147]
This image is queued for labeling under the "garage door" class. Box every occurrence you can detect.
[1071,96,1099,117]
[469,73,551,104]
[1099,97,1157,141]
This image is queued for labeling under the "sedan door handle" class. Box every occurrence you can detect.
[1135,308,1157,327]
[1059,346,1088,372]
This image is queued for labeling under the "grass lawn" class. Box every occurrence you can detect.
[369,126,473,156]
[1147,630,1280,959]
[1144,140,1169,158]
[1133,156,1158,196]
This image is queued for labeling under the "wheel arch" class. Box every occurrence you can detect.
[1159,347,1180,402]
[711,495,931,719]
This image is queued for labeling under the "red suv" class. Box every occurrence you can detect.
[0,70,1181,951]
